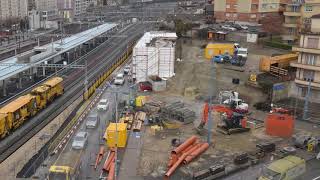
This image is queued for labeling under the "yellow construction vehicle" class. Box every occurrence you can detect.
[0,113,8,138]
[48,150,82,180]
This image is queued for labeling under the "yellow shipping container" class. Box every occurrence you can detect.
[204,43,235,59]
[105,123,127,148]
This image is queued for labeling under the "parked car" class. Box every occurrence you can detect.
[212,54,232,63]
[234,24,248,30]
[213,55,225,63]
[123,65,130,75]
[139,81,152,91]
[72,131,88,150]
[114,73,125,85]
[97,99,109,111]
[221,25,236,31]
[85,113,100,128]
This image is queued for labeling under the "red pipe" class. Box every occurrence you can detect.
[183,143,209,164]
[165,153,187,177]
[172,136,198,155]
[95,146,105,169]
[107,161,115,180]
[165,144,201,178]
[103,152,115,171]
[106,156,115,171]
[181,143,196,154]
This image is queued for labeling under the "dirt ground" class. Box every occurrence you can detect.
[136,39,317,179]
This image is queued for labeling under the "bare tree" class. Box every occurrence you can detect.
[260,12,285,40]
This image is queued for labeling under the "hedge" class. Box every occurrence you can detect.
[263,41,293,50]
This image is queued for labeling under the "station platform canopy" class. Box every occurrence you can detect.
[0,23,118,81]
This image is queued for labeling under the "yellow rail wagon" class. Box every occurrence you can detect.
[0,114,8,138]
[42,77,64,102]
[31,85,51,110]
[0,94,37,130]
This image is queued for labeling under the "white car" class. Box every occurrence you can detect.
[124,65,130,75]
[97,99,109,111]
[239,25,248,30]
[221,25,236,31]
[114,73,125,85]
[72,131,88,150]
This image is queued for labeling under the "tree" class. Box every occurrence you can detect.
[260,12,285,40]
[174,19,192,38]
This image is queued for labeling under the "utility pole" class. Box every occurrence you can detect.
[114,91,118,180]
[303,79,312,120]
[207,60,216,144]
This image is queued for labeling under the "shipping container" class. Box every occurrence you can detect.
[265,114,294,138]
[204,43,235,59]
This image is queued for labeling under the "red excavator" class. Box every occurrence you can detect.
[197,102,250,135]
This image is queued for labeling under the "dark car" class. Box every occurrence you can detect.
[139,81,152,91]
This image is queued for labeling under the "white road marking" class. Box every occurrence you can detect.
[313,176,320,180]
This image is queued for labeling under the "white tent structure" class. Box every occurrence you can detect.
[132,32,177,82]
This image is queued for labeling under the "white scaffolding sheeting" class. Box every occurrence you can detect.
[132,32,177,82]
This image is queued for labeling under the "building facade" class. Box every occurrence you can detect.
[0,0,28,22]
[290,14,320,101]
[214,0,288,24]
[282,0,320,43]
[56,0,97,21]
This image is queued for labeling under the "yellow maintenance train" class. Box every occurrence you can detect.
[0,77,64,138]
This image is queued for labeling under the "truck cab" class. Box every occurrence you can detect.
[49,166,72,180]
[258,156,306,180]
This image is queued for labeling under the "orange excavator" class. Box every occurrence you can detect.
[197,102,250,135]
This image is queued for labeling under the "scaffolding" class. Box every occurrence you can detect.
[132,32,177,82]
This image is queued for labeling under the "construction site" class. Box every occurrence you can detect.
[0,0,319,180]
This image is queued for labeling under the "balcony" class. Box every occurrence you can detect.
[292,47,320,54]
[290,61,320,71]
[284,11,301,17]
[295,79,320,89]
[283,23,297,28]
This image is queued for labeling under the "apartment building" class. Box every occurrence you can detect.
[0,0,28,22]
[282,0,320,43]
[290,14,320,101]
[214,0,288,24]
[34,0,58,20]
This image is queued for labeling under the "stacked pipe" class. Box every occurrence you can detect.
[165,136,210,179]
[102,148,116,180]
[95,146,105,169]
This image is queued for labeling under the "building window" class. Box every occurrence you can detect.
[307,37,319,49]
[233,13,237,18]
[303,70,315,81]
[226,4,230,8]
[251,4,258,10]
[250,14,256,18]
[304,18,311,24]
[226,13,230,17]
[305,54,316,65]
[305,5,313,12]
[262,4,267,9]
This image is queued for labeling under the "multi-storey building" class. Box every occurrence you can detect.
[290,14,320,101]
[0,0,28,22]
[57,0,97,21]
[34,0,58,20]
[282,0,320,43]
[214,0,288,24]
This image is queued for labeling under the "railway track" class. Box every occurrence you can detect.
[0,23,151,163]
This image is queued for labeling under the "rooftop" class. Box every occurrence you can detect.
[135,32,177,48]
